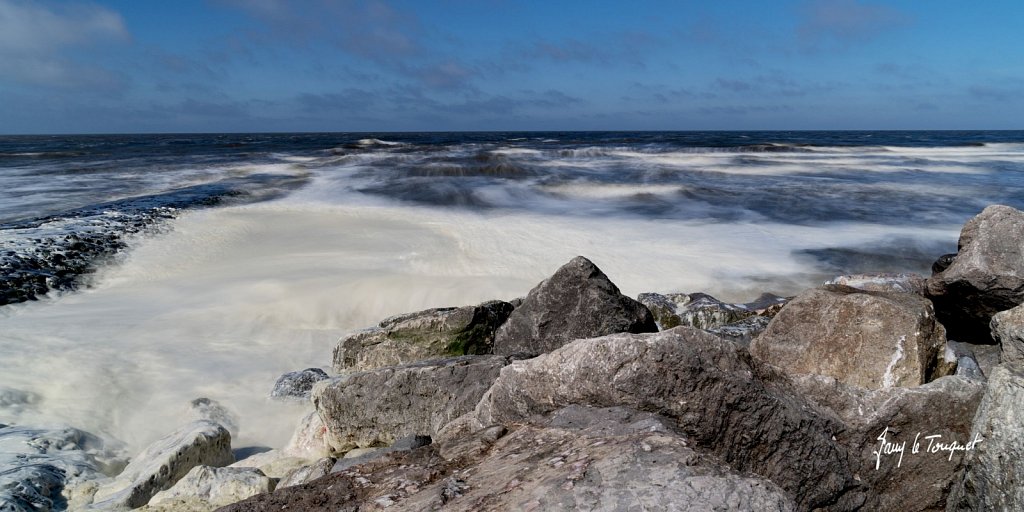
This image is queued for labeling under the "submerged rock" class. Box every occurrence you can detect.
[926,205,1024,343]
[270,368,330,401]
[313,355,508,453]
[493,256,656,356]
[751,285,952,389]
[333,300,513,372]
[89,420,233,510]
[948,364,1024,511]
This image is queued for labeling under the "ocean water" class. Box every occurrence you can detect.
[2,131,1024,455]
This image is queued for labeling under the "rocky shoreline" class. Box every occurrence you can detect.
[3,204,1024,511]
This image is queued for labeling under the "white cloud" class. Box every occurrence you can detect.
[0,0,129,88]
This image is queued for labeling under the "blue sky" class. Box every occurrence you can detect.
[1,0,1022,133]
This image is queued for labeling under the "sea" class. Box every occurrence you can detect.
[2,131,1024,456]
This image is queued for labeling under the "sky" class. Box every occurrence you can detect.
[0,0,1022,134]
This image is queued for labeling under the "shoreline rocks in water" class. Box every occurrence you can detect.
[7,204,1024,511]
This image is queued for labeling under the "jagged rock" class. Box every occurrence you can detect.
[493,257,656,356]
[707,315,772,346]
[751,285,952,389]
[792,374,984,511]
[333,300,514,372]
[470,328,860,510]
[927,205,1024,343]
[991,303,1024,367]
[89,420,233,509]
[313,355,508,453]
[218,405,796,512]
[825,272,927,295]
[147,466,274,508]
[948,364,1024,511]
[278,457,336,488]
[637,292,754,331]
[270,368,330,400]
[0,425,124,512]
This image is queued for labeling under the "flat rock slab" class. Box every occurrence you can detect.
[313,355,509,453]
[927,204,1024,343]
[493,256,656,357]
[751,285,950,389]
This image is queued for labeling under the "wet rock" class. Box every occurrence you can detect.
[926,205,1024,343]
[313,355,509,453]
[471,328,860,510]
[706,315,772,346]
[186,397,238,437]
[333,300,513,372]
[825,272,927,295]
[270,368,329,401]
[751,285,951,389]
[792,374,984,511]
[493,256,656,356]
[991,303,1024,367]
[948,364,1024,511]
[89,420,233,509]
[932,253,957,275]
[147,465,274,509]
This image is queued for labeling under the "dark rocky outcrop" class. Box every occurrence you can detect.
[270,368,330,401]
[312,355,509,453]
[947,364,1024,511]
[493,256,656,356]
[333,300,513,372]
[926,205,1024,343]
[751,285,952,389]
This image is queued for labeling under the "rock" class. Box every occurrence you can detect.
[751,285,952,389]
[270,368,329,401]
[792,374,984,511]
[991,303,1024,367]
[471,328,860,510]
[948,364,1024,511]
[89,420,233,509]
[0,425,124,512]
[147,465,274,508]
[742,292,790,316]
[187,397,238,437]
[637,292,754,331]
[278,457,336,488]
[333,300,514,372]
[825,272,927,295]
[706,315,772,346]
[493,256,657,356]
[926,205,1024,343]
[0,387,39,411]
[228,450,307,480]
[219,405,797,512]
[330,434,433,473]
[313,355,509,453]
[279,411,330,460]
[932,253,957,274]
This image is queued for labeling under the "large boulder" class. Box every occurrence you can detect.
[947,364,1024,510]
[146,465,274,509]
[470,328,861,510]
[751,285,952,389]
[493,256,657,356]
[991,303,1024,367]
[89,420,234,509]
[312,355,509,453]
[793,374,984,511]
[333,300,514,372]
[927,205,1024,343]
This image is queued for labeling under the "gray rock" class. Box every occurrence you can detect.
[927,205,1024,343]
[280,410,331,460]
[0,425,124,512]
[825,272,927,295]
[638,291,755,331]
[471,328,860,510]
[792,374,984,511]
[991,303,1024,367]
[187,397,238,438]
[333,300,513,372]
[147,465,274,508]
[948,364,1024,511]
[270,368,329,400]
[330,434,432,473]
[751,285,952,389]
[494,256,657,356]
[89,420,234,509]
[706,315,772,346]
[278,457,336,488]
[313,355,509,453]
